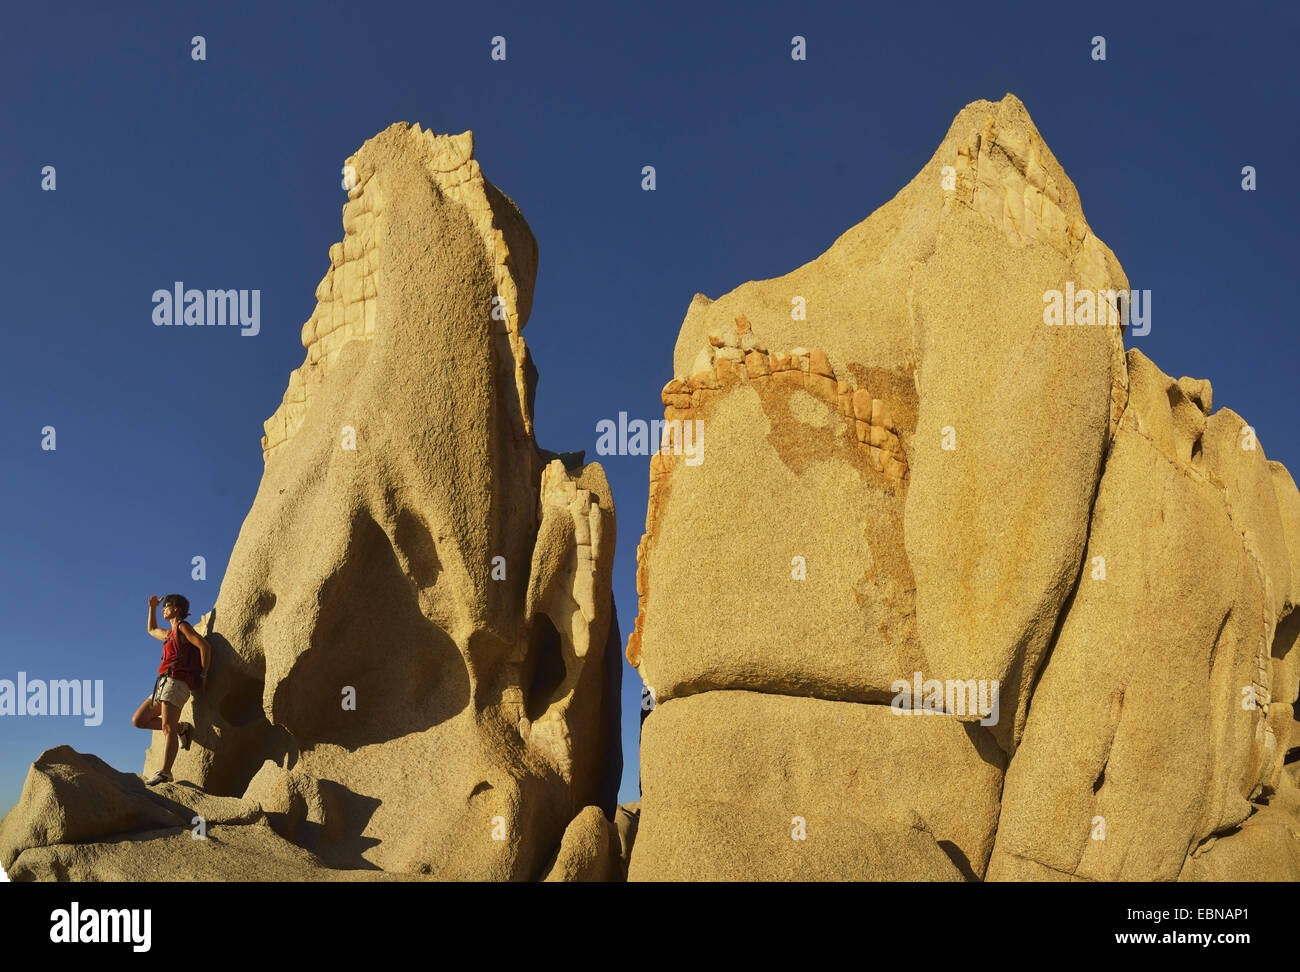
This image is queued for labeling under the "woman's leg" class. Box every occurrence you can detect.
[159,700,181,774]
[131,696,162,730]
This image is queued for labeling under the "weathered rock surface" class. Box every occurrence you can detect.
[629,94,1300,881]
[1177,772,1300,882]
[989,350,1282,880]
[5,98,1296,884]
[0,747,344,881]
[0,747,259,866]
[632,94,1127,755]
[2,123,620,881]
[539,805,623,882]
[632,691,997,881]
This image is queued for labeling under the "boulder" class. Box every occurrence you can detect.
[629,691,1000,880]
[0,747,189,866]
[5,821,387,882]
[0,746,263,872]
[540,805,622,882]
[631,94,1129,768]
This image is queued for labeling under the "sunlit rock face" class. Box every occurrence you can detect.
[3,123,622,881]
[627,94,1300,882]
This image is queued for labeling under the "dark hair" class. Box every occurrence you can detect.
[163,594,191,619]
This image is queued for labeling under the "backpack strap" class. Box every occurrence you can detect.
[176,623,200,682]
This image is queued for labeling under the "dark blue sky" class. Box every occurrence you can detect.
[2,0,1297,812]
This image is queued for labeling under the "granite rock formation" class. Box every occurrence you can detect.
[1,123,622,881]
[628,94,1300,881]
[4,97,1295,884]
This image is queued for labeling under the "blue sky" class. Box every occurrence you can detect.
[1,0,1297,814]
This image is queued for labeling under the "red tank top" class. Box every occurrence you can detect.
[159,626,200,690]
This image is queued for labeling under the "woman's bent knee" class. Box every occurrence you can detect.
[132,700,159,729]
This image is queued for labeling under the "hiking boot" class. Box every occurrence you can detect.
[178,723,193,751]
[145,771,173,786]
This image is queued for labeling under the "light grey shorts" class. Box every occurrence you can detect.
[152,675,191,709]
